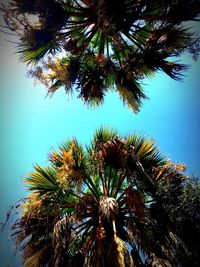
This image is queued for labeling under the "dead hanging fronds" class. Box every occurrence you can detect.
[146,253,172,267]
[74,194,98,221]
[87,235,134,267]
[99,196,118,220]
[4,127,199,266]
[125,187,148,219]
[1,0,200,112]
[52,215,73,266]
[0,198,26,232]
[53,216,72,248]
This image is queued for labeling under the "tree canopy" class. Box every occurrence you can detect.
[1,0,200,111]
[0,2,200,266]
[4,127,200,267]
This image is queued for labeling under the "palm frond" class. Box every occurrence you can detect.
[24,249,45,267]
[97,137,127,168]
[52,215,73,266]
[18,40,61,64]
[125,187,147,219]
[126,134,166,167]
[88,235,134,267]
[18,27,62,64]
[153,162,187,183]
[77,69,107,106]
[115,69,147,113]
[159,61,189,81]
[7,127,200,266]
[24,164,59,196]
[12,193,60,267]
[89,127,118,152]
[146,253,171,267]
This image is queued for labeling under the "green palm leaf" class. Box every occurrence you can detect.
[24,164,59,196]
[126,134,165,167]
[18,39,62,64]
[7,127,199,266]
[2,0,200,110]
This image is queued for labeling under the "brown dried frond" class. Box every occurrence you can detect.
[99,196,118,220]
[147,253,172,267]
[153,161,187,182]
[97,137,127,168]
[74,194,97,221]
[53,215,72,248]
[125,187,147,219]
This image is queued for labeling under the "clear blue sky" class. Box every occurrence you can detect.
[0,32,200,266]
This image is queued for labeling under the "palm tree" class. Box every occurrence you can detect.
[9,127,199,267]
[1,0,200,111]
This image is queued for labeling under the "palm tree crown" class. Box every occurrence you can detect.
[8,127,199,267]
[1,0,200,111]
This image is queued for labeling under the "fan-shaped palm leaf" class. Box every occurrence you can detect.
[2,0,200,110]
[24,165,59,195]
[18,28,62,64]
[8,127,199,266]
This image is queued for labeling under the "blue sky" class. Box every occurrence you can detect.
[0,31,200,266]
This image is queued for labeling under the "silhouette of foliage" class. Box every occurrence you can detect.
[1,0,200,111]
[2,128,199,266]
